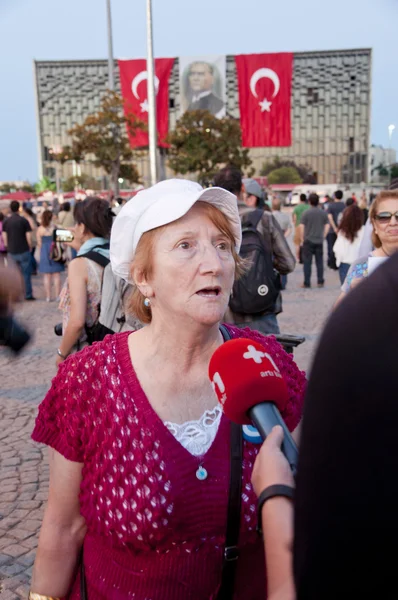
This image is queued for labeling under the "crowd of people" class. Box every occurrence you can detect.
[1,171,398,600]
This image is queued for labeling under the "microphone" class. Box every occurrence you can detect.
[209,337,298,475]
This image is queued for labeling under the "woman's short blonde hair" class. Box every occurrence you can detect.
[369,190,398,248]
[127,201,244,324]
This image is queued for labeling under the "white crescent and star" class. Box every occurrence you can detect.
[131,71,160,113]
[249,67,281,113]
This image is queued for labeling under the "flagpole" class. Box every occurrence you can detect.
[106,0,115,90]
[146,0,158,185]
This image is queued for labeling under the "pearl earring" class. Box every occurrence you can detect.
[144,298,151,308]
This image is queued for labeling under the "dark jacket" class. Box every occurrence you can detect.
[188,92,225,116]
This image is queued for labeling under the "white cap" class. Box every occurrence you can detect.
[110,178,241,282]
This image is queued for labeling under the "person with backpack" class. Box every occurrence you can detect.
[213,167,296,334]
[56,197,114,367]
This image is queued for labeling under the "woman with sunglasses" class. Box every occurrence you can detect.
[337,190,398,301]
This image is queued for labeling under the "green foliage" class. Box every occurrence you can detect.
[35,177,56,193]
[167,110,254,184]
[267,166,302,185]
[373,163,389,177]
[68,90,145,196]
[261,157,315,184]
[390,164,398,179]
[1,182,35,194]
[20,184,35,193]
[62,174,102,192]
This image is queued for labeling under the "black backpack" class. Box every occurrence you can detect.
[229,209,280,315]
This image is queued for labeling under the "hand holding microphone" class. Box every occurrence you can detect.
[208,337,299,476]
[251,426,294,497]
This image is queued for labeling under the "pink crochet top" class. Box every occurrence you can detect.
[32,326,306,600]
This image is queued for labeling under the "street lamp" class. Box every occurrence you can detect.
[388,124,395,147]
[388,125,396,186]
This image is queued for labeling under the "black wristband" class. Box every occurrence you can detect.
[257,484,294,535]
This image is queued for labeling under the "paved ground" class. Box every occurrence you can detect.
[0,260,340,598]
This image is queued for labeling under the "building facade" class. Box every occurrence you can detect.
[34,48,372,187]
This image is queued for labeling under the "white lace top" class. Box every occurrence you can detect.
[164,406,222,457]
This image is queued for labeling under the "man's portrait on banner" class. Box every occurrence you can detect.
[180,56,226,118]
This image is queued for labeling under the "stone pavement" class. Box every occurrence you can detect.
[0,262,341,598]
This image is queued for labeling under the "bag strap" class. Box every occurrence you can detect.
[80,547,88,599]
[79,249,110,324]
[79,250,110,268]
[242,208,264,231]
[218,324,243,600]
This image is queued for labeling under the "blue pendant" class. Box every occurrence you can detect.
[196,466,208,481]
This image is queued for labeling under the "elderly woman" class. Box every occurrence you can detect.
[337,190,398,302]
[30,179,306,600]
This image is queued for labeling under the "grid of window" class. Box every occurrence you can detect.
[35,48,371,185]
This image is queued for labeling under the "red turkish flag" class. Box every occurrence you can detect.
[118,58,175,148]
[235,53,293,147]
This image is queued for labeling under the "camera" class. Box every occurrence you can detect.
[54,229,74,243]
[0,315,31,354]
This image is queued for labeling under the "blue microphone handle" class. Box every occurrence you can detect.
[248,402,298,477]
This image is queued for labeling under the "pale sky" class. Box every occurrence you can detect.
[0,0,397,182]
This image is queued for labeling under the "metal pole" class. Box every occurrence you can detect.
[388,125,395,187]
[146,0,158,185]
[106,0,115,90]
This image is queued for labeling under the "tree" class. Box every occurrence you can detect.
[261,157,316,184]
[62,174,101,192]
[267,166,302,185]
[390,164,398,179]
[35,177,56,193]
[167,110,254,184]
[68,90,145,197]
[0,183,12,193]
[20,184,35,193]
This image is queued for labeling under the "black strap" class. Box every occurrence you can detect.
[80,546,87,599]
[79,249,110,268]
[257,485,294,535]
[217,325,243,600]
[241,208,264,231]
[78,248,110,324]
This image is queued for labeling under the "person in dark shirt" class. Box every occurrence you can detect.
[299,193,329,288]
[326,190,345,269]
[2,201,35,300]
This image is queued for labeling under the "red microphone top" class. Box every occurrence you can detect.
[208,338,289,425]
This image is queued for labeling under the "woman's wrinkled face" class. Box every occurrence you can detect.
[373,199,398,248]
[147,203,236,327]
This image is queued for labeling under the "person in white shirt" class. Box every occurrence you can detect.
[333,204,365,284]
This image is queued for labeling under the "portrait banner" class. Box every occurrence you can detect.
[235,53,293,147]
[118,57,175,148]
[179,55,226,118]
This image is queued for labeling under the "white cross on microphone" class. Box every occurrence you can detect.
[243,345,280,372]
[243,345,266,364]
